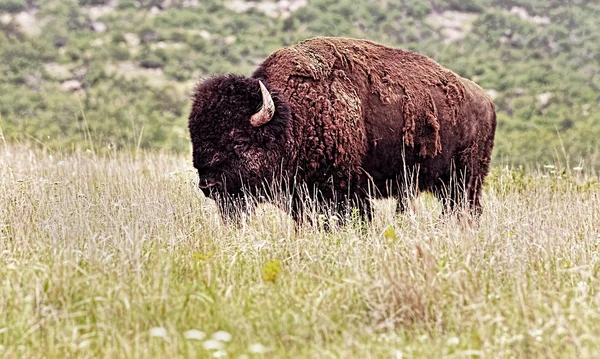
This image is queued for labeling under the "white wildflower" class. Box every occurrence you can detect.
[512,334,524,342]
[149,327,168,338]
[254,240,269,251]
[528,328,543,341]
[248,343,268,354]
[577,281,589,296]
[203,339,224,350]
[528,328,542,337]
[394,350,404,359]
[184,329,206,340]
[212,331,232,342]
[446,337,459,346]
[213,350,227,358]
[77,340,91,349]
[498,334,510,345]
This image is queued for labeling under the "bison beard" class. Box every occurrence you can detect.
[188,37,497,224]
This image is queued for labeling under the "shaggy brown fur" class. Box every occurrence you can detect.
[189,37,496,222]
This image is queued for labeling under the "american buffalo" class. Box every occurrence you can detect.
[188,37,496,224]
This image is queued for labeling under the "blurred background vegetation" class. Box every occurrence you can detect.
[0,0,598,170]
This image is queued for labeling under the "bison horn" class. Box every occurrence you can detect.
[250,81,275,127]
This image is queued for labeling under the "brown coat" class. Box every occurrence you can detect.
[189,37,496,222]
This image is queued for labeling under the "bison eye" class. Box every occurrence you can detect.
[233,138,250,153]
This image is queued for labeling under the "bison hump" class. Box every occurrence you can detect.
[255,37,468,158]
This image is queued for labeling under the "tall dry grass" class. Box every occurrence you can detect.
[1,144,599,358]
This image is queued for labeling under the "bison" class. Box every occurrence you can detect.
[189,37,496,224]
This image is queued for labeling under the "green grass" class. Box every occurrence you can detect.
[1,145,600,358]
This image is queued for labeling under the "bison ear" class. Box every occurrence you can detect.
[250,81,275,127]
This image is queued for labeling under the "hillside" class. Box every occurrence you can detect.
[0,0,599,169]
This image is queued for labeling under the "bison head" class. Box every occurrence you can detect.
[188,75,293,211]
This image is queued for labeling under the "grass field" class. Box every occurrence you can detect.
[1,145,599,358]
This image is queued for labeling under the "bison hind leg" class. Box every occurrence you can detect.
[325,194,373,229]
[394,179,420,214]
[432,168,484,217]
[345,196,373,224]
[446,137,494,218]
[290,192,372,230]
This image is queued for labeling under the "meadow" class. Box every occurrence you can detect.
[1,144,599,358]
[2,1,599,358]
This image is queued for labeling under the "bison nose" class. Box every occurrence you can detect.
[198,178,222,190]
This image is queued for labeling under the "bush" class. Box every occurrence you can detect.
[0,0,26,13]
[78,0,110,5]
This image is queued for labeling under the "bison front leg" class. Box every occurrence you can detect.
[287,195,328,229]
[334,193,373,227]
[432,175,461,215]
[289,192,372,229]
[395,196,410,214]
[214,194,258,226]
[289,194,307,225]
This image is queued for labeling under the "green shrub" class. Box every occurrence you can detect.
[0,0,26,13]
